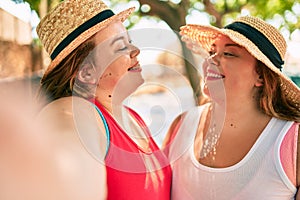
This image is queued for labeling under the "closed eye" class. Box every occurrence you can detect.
[111,36,130,52]
[224,52,235,57]
[118,46,128,51]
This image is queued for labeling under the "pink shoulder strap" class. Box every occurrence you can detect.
[280,122,299,186]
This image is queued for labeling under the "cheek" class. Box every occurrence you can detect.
[94,50,129,74]
[108,56,130,74]
[99,70,120,87]
[99,58,130,84]
[227,70,258,91]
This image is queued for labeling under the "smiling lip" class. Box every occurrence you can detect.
[206,69,225,81]
[128,62,142,72]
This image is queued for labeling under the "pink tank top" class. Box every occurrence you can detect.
[93,100,171,200]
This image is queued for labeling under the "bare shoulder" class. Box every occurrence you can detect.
[0,96,107,199]
[36,97,94,128]
[36,96,108,163]
[36,97,105,134]
[36,97,76,130]
[35,97,108,198]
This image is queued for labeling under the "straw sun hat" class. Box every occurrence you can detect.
[180,16,300,107]
[36,0,134,82]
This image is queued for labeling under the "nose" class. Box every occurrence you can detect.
[208,53,220,66]
[130,44,140,58]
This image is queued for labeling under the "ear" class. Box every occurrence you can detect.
[78,64,97,85]
[254,75,264,87]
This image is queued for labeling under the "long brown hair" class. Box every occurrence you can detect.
[256,61,300,122]
[38,39,95,102]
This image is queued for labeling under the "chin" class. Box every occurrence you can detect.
[129,78,144,95]
[203,82,226,105]
[130,73,144,88]
[112,76,144,103]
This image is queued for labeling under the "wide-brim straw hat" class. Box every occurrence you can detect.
[180,16,300,107]
[36,0,135,82]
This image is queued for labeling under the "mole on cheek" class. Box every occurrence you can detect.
[101,73,112,78]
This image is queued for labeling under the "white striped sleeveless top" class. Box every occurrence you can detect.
[169,106,297,200]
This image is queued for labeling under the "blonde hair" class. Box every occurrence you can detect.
[38,39,95,102]
[256,61,300,122]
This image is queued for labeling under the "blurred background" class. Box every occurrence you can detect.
[1,0,300,145]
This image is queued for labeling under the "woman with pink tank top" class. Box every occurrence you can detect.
[35,0,171,199]
[164,16,300,199]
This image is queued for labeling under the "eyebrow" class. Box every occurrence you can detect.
[225,43,242,48]
[110,36,125,46]
[211,43,242,48]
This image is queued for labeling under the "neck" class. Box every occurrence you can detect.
[95,88,125,113]
[95,94,126,128]
[96,97,123,114]
[212,94,268,129]
[227,99,255,115]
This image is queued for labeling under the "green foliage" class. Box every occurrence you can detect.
[12,0,41,13]
[25,0,41,12]
[246,0,293,18]
[11,0,23,3]
[22,0,300,35]
[202,0,299,33]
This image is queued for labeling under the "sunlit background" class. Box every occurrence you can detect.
[1,0,300,145]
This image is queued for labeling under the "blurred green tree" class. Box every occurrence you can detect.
[16,0,300,104]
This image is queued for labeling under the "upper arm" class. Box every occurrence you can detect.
[5,98,108,199]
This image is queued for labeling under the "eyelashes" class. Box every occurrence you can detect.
[115,39,134,52]
[208,51,236,57]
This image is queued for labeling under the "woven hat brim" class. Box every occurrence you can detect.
[41,7,135,82]
[180,24,300,106]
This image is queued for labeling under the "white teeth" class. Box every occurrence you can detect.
[207,72,223,78]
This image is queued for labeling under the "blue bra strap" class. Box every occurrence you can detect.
[93,104,110,156]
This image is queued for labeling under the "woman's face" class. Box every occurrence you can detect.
[91,21,143,101]
[202,34,261,103]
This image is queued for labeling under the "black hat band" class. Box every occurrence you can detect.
[50,9,115,60]
[225,21,284,70]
